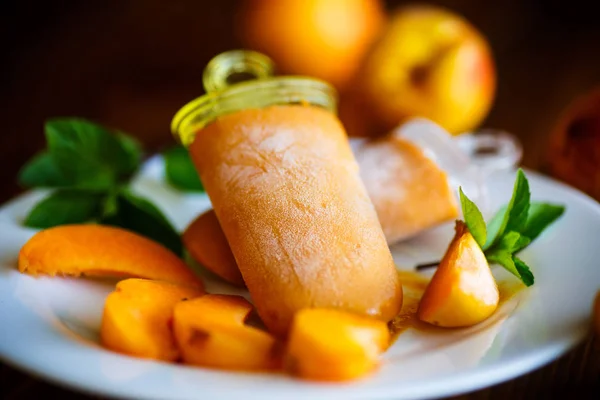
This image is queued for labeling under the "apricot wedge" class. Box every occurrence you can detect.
[183,210,244,286]
[18,224,203,288]
[101,278,204,361]
[286,308,389,381]
[418,221,499,327]
[173,294,281,371]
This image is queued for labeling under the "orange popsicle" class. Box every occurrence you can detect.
[189,105,403,336]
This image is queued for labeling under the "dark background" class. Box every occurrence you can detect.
[1,0,600,204]
[0,1,600,398]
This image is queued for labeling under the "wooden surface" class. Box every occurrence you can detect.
[1,0,599,398]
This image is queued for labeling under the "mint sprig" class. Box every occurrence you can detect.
[18,118,183,256]
[460,168,565,286]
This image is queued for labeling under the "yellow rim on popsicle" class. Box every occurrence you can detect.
[171,50,338,147]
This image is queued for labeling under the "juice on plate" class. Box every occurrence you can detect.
[171,50,402,336]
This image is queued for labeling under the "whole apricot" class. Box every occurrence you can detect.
[547,88,600,200]
[346,4,496,136]
[237,0,385,90]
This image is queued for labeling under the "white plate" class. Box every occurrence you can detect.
[0,157,599,400]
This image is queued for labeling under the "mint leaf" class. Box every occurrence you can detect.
[522,202,565,242]
[487,169,530,248]
[24,190,105,228]
[496,231,531,253]
[18,152,71,188]
[45,118,141,189]
[483,205,506,250]
[164,145,204,192]
[115,133,143,176]
[486,248,534,287]
[486,249,521,281]
[513,256,534,286]
[101,190,183,256]
[459,187,486,247]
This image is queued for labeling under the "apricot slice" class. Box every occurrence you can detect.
[183,210,244,286]
[173,294,281,371]
[286,308,389,381]
[101,278,204,361]
[18,224,203,288]
[417,221,499,327]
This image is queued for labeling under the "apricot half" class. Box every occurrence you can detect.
[18,224,203,288]
[183,210,244,286]
[417,221,499,327]
[286,308,389,381]
[173,295,281,371]
[100,278,204,361]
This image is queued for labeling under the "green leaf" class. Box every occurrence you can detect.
[115,133,143,176]
[486,249,521,281]
[44,118,141,189]
[18,152,71,188]
[513,256,534,286]
[163,145,204,192]
[24,190,105,228]
[487,169,531,248]
[495,231,531,253]
[483,204,507,250]
[459,187,487,247]
[101,190,183,256]
[486,248,534,286]
[522,202,565,242]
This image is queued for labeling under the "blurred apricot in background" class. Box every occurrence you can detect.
[548,88,600,200]
[342,4,496,137]
[237,0,385,90]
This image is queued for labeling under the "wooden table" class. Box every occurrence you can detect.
[1,0,599,398]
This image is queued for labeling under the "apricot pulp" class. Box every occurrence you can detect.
[100,278,204,361]
[286,308,389,381]
[173,294,281,371]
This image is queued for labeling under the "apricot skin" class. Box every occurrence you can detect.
[238,0,385,90]
[100,279,204,361]
[183,210,244,286]
[18,224,203,288]
[286,308,389,381]
[417,221,499,328]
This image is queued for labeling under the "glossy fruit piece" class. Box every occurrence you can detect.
[286,308,389,381]
[101,278,204,361]
[418,221,499,327]
[18,224,203,288]
[173,294,281,371]
[183,210,244,286]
